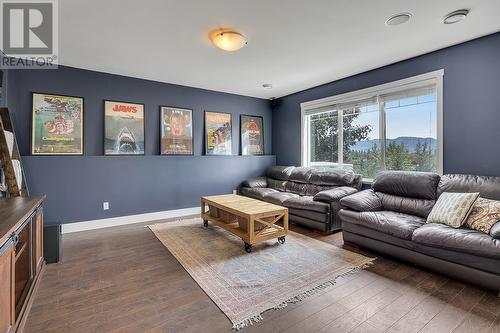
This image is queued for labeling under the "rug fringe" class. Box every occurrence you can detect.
[232,314,264,330]
[231,259,375,330]
[272,261,374,310]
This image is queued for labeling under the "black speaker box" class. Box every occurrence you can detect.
[43,224,62,263]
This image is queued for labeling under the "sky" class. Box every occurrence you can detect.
[350,94,437,140]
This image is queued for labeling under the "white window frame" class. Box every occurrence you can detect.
[301,69,444,176]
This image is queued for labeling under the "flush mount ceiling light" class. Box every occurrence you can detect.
[209,29,247,52]
[385,12,412,26]
[444,9,469,24]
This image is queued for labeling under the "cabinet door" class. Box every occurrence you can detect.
[35,209,43,273]
[0,241,15,333]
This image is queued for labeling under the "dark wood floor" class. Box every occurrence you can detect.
[24,219,500,333]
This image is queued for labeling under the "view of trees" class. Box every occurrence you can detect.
[310,110,437,179]
[310,111,371,164]
[385,140,436,172]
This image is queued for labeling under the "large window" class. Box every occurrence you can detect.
[301,70,443,179]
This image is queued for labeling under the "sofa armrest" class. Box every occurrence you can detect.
[339,189,382,212]
[241,176,267,188]
[490,222,500,240]
[313,186,358,203]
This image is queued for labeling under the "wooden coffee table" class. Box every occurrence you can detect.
[200,194,288,253]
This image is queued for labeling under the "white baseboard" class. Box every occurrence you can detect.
[61,206,200,234]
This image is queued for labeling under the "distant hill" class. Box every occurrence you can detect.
[350,137,436,153]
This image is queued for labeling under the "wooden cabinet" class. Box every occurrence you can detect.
[34,209,43,274]
[13,218,32,318]
[0,197,45,333]
[0,240,15,333]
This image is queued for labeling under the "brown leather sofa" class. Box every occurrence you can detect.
[240,166,362,232]
[339,171,500,292]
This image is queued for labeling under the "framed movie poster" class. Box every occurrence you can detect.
[160,106,193,155]
[240,115,264,155]
[104,100,145,155]
[204,111,232,155]
[32,93,84,155]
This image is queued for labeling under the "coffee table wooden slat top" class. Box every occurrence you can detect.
[202,194,284,217]
[200,194,288,252]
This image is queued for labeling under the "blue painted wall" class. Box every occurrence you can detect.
[6,66,274,223]
[273,32,500,177]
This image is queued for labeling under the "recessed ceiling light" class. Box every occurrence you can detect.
[385,12,412,26]
[262,83,273,89]
[443,9,469,24]
[209,29,247,52]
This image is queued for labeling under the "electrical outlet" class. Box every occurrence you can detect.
[103,202,109,210]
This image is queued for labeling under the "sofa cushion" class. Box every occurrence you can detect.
[373,171,440,200]
[241,176,267,188]
[285,182,332,196]
[340,190,382,212]
[283,196,330,213]
[426,192,479,228]
[339,209,425,240]
[412,223,500,259]
[438,174,500,200]
[263,191,299,205]
[266,166,295,181]
[284,182,309,195]
[308,184,338,196]
[309,168,356,186]
[377,192,435,218]
[267,178,287,191]
[313,186,358,203]
[240,187,278,200]
[288,167,313,183]
[465,197,500,234]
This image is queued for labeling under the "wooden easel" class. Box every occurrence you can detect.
[0,107,29,197]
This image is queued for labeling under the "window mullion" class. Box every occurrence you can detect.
[305,115,310,166]
[379,99,386,171]
[338,109,343,165]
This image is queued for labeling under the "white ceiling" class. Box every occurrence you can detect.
[59,0,500,99]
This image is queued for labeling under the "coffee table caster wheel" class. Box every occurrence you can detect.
[244,243,252,253]
[203,220,208,228]
[278,236,286,244]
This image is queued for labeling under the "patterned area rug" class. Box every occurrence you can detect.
[148,218,375,330]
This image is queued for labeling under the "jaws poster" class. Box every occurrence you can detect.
[104,100,145,155]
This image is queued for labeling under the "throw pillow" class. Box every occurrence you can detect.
[464,197,500,234]
[426,192,480,228]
